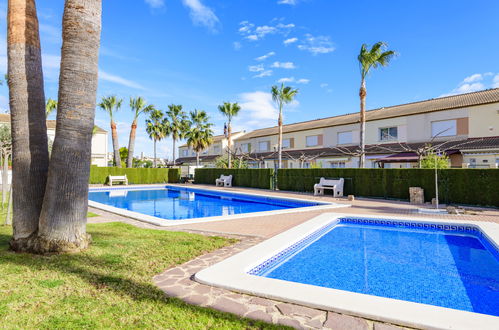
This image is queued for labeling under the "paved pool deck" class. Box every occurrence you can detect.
[87,184,499,330]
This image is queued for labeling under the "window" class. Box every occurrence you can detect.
[379,127,398,141]
[306,135,319,147]
[182,150,188,157]
[259,141,270,152]
[432,120,456,137]
[213,145,221,154]
[330,161,346,168]
[337,131,352,144]
[282,139,291,149]
[240,143,250,153]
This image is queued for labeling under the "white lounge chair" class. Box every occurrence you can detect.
[108,175,128,186]
[314,177,344,197]
[215,175,232,188]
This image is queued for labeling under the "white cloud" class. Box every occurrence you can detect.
[278,0,298,4]
[298,34,335,55]
[271,61,296,69]
[235,91,278,129]
[238,20,294,41]
[99,70,145,90]
[283,37,298,45]
[493,74,499,88]
[253,70,273,78]
[320,83,332,93]
[39,23,61,44]
[296,78,310,84]
[255,51,276,61]
[248,64,264,72]
[246,35,258,41]
[462,73,483,83]
[182,0,219,32]
[277,77,309,84]
[144,0,165,8]
[233,41,242,50]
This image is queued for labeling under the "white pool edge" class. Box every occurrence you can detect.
[88,185,349,227]
[195,213,499,330]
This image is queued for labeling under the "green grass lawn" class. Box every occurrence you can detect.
[0,222,284,329]
[86,211,100,218]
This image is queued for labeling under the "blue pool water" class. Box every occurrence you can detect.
[253,219,499,316]
[88,187,322,220]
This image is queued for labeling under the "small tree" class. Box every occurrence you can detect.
[215,155,248,169]
[420,151,450,169]
[218,102,241,168]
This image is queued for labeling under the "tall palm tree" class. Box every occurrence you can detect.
[99,95,123,167]
[186,110,214,166]
[145,109,167,168]
[127,97,154,168]
[45,98,57,117]
[358,42,396,168]
[271,83,298,169]
[218,102,241,168]
[36,0,102,253]
[8,0,50,249]
[165,104,189,166]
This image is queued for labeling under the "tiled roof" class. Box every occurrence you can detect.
[0,113,107,133]
[235,88,499,140]
[179,132,243,148]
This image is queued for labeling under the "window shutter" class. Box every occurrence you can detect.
[456,117,469,135]
[248,143,251,153]
[318,134,323,146]
[290,138,294,148]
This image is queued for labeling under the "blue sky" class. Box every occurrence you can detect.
[0,0,498,160]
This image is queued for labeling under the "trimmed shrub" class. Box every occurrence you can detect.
[89,167,180,184]
[194,168,273,189]
[277,168,499,207]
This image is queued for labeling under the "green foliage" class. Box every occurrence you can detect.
[89,167,180,184]
[277,168,499,207]
[0,223,277,328]
[358,42,397,80]
[119,147,128,162]
[420,151,450,169]
[45,98,58,117]
[214,155,248,169]
[0,125,11,144]
[195,168,273,189]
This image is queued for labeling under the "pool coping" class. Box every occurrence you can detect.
[194,213,499,330]
[88,185,348,227]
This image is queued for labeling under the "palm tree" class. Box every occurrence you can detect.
[36,0,102,253]
[358,42,396,168]
[99,96,123,167]
[165,104,189,166]
[218,102,241,168]
[271,83,298,169]
[8,0,50,249]
[186,110,214,166]
[127,97,154,168]
[146,109,167,168]
[45,98,57,117]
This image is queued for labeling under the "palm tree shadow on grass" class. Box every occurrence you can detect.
[0,233,277,328]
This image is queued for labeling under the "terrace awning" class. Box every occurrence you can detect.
[377,150,460,163]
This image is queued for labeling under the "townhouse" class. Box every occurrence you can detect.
[177,89,499,169]
[0,114,109,167]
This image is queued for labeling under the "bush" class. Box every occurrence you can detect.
[194,168,273,189]
[89,167,180,184]
[277,168,499,207]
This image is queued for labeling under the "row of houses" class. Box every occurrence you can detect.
[177,88,499,169]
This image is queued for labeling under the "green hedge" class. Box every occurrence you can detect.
[89,167,180,184]
[194,168,273,189]
[277,168,499,207]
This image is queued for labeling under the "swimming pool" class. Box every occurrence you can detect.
[196,213,499,329]
[88,186,343,226]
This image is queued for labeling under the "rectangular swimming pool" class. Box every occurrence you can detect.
[88,186,340,225]
[195,214,499,329]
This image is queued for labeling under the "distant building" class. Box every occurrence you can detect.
[176,89,499,169]
[0,114,108,167]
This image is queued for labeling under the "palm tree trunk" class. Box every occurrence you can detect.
[126,119,137,168]
[196,152,200,166]
[153,139,157,168]
[111,120,121,167]
[278,107,283,169]
[227,122,232,169]
[36,0,102,253]
[172,138,176,166]
[359,79,367,168]
[7,0,50,250]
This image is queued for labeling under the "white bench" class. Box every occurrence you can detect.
[314,177,344,197]
[215,175,232,188]
[108,175,128,186]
